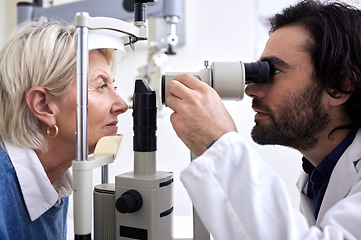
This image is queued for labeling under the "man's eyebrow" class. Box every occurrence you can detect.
[259,56,294,69]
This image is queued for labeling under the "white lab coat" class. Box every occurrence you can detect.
[180,130,361,240]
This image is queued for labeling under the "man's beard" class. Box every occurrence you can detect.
[251,84,330,151]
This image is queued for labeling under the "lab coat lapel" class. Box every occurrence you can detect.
[316,129,361,226]
[297,172,316,226]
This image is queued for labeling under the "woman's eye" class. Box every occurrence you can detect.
[99,83,108,90]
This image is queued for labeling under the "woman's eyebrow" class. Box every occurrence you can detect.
[96,73,113,83]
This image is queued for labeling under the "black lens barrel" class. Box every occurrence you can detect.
[244,61,270,84]
[133,79,157,152]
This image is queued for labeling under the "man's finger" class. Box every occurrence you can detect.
[166,93,182,111]
[173,73,206,90]
[167,78,193,101]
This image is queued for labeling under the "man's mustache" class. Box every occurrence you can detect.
[252,99,271,113]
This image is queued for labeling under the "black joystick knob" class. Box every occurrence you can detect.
[116,190,143,213]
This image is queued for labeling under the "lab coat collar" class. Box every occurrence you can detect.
[3,140,72,221]
[316,128,361,225]
[297,128,361,226]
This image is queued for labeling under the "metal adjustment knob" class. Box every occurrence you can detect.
[115,190,143,213]
[204,60,209,68]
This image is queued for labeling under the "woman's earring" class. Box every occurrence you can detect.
[47,124,59,138]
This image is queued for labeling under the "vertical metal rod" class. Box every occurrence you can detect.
[191,152,210,240]
[74,18,92,240]
[76,25,89,162]
[101,165,109,184]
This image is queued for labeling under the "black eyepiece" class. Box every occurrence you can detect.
[133,79,157,152]
[244,61,271,84]
[134,0,159,22]
[134,2,146,22]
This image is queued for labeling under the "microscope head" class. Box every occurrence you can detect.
[161,61,272,104]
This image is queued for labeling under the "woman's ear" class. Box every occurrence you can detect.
[26,86,56,126]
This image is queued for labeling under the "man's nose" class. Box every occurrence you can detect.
[245,83,266,99]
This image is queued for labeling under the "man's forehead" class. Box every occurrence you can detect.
[260,25,311,64]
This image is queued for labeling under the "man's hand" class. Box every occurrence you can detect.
[166,73,237,156]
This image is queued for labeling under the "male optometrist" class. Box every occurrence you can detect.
[166,1,361,239]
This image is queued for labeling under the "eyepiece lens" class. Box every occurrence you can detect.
[244,61,270,84]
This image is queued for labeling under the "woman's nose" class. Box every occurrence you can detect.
[111,91,128,115]
[245,83,266,99]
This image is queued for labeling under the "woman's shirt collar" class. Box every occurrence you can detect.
[3,140,72,221]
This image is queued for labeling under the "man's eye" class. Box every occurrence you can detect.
[271,67,281,76]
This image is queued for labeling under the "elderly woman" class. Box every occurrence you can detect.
[0,21,128,239]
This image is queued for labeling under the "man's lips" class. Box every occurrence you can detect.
[252,99,270,120]
[253,108,269,119]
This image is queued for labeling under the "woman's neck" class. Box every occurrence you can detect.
[35,140,75,183]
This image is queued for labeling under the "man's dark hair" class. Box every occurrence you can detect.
[269,0,361,128]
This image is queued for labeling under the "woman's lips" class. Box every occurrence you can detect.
[106,121,118,128]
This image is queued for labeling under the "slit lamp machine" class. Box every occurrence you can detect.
[73,2,174,240]
[17,1,272,239]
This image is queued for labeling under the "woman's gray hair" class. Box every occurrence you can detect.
[0,21,114,150]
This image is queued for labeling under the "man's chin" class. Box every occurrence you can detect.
[250,125,279,146]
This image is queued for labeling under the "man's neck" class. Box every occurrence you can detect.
[300,127,353,167]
